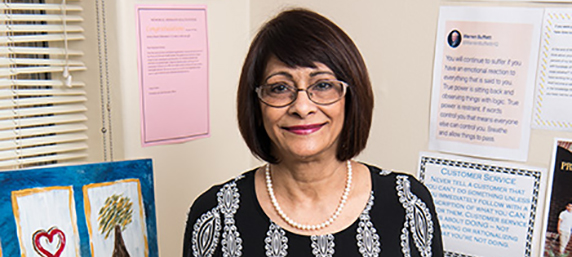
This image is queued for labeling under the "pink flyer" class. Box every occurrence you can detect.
[136,5,209,146]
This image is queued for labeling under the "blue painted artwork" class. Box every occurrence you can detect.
[0,159,157,257]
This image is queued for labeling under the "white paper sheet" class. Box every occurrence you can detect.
[429,6,544,161]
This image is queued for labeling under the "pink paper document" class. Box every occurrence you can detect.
[136,5,209,146]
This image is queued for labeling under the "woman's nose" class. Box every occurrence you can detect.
[288,89,316,118]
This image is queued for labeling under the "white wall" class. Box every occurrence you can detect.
[105,1,252,256]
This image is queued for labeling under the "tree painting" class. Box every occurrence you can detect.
[98,194,133,257]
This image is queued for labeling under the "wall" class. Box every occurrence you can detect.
[249,0,571,173]
[101,1,252,256]
[86,0,572,256]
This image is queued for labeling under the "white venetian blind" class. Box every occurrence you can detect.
[0,0,87,170]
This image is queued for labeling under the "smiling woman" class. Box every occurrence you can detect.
[258,57,346,162]
[183,8,443,257]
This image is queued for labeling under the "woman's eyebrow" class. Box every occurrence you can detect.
[310,71,335,77]
[264,71,293,81]
[264,70,334,81]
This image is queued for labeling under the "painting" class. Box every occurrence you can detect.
[0,159,157,257]
[84,180,148,256]
[12,186,79,256]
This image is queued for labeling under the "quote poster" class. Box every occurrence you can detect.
[419,152,546,257]
[136,5,209,146]
[429,6,543,161]
[541,139,572,256]
[533,9,572,131]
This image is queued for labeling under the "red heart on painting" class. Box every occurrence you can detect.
[33,227,66,257]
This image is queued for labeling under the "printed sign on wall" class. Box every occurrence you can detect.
[429,6,543,161]
[533,9,572,131]
[418,152,546,257]
[136,5,210,146]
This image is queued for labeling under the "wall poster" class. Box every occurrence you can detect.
[429,6,543,161]
[0,159,157,257]
[136,5,210,146]
[418,152,547,257]
[533,9,572,131]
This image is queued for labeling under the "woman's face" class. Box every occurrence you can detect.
[260,56,345,161]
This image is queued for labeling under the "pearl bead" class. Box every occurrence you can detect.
[265,160,352,231]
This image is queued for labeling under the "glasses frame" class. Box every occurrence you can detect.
[255,80,349,108]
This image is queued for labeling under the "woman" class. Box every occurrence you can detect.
[183,8,443,257]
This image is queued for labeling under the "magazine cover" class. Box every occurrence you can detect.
[543,139,572,257]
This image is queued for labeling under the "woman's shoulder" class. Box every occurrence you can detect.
[188,168,257,214]
[362,162,434,200]
[363,162,420,181]
[183,168,258,257]
[361,163,443,256]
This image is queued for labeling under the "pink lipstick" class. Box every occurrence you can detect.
[283,123,325,135]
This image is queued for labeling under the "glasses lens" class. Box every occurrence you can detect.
[257,83,296,107]
[308,81,346,105]
[256,80,347,107]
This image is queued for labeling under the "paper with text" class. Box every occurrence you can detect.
[136,5,209,146]
[533,9,572,131]
[429,6,543,161]
[419,152,546,257]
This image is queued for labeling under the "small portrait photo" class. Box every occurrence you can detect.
[447,29,462,48]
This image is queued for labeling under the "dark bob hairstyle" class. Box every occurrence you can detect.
[237,8,374,163]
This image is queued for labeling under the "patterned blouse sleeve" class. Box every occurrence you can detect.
[183,186,221,257]
[408,174,444,256]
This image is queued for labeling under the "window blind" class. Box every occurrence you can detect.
[0,0,87,170]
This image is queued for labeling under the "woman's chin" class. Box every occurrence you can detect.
[282,148,335,162]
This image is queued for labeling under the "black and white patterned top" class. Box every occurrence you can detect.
[183,164,443,257]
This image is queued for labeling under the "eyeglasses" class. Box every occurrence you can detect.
[255,80,348,108]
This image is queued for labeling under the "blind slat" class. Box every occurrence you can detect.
[0,3,82,12]
[0,123,86,140]
[0,79,85,87]
[0,96,87,108]
[0,142,87,161]
[0,34,84,44]
[0,46,83,55]
[0,152,87,169]
[0,58,84,67]
[0,88,85,98]
[0,114,87,130]
[0,66,86,77]
[0,133,87,151]
[1,24,83,33]
[0,104,86,119]
[0,14,83,22]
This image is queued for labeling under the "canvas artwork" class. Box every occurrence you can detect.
[0,159,157,257]
[84,179,148,256]
[12,186,80,257]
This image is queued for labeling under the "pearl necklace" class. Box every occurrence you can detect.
[265,160,352,231]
